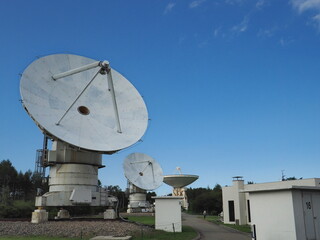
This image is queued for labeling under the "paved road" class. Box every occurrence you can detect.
[182,213,251,240]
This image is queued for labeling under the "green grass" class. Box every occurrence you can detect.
[223,224,252,233]
[0,216,197,240]
[0,227,197,240]
[203,215,252,233]
[126,216,197,240]
[132,226,197,240]
[0,237,86,240]
[205,215,221,222]
[126,215,155,225]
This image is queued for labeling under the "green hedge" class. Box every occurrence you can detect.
[0,201,107,219]
[0,201,34,218]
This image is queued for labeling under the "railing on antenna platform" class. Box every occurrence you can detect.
[34,149,48,178]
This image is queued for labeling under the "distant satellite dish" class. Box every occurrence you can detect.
[163,175,199,188]
[123,153,163,190]
[20,54,148,153]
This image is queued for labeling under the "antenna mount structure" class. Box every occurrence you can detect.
[20,54,148,222]
[123,153,163,213]
[163,168,199,210]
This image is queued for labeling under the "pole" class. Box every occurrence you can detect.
[106,66,122,133]
[52,61,101,80]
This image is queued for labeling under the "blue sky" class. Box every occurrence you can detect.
[0,0,320,195]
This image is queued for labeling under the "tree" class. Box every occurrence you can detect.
[0,159,48,203]
[105,185,128,211]
[283,176,302,181]
[0,160,18,188]
[186,184,222,215]
[0,160,18,203]
[146,191,156,204]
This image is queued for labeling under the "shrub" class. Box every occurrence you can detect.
[0,201,34,218]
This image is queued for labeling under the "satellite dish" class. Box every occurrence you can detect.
[20,54,148,153]
[163,174,199,188]
[123,153,163,190]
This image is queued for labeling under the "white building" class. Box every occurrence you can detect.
[222,176,249,225]
[222,177,320,240]
[153,196,183,232]
[248,186,320,240]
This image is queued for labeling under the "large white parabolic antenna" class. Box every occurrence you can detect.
[20,54,148,153]
[123,153,163,191]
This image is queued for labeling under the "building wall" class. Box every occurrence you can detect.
[235,180,247,225]
[154,197,182,232]
[222,180,247,224]
[292,190,307,240]
[222,178,320,226]
[292,190,320,240]
[311,192,320,239]
[250,190,297,240]
[245,178,319,192]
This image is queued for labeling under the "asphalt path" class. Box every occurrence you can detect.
[182,213,251,240]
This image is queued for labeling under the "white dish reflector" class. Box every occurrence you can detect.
[20,54,148,153]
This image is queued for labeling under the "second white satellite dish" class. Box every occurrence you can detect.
[123,153,163,190]
[20,54,148,153]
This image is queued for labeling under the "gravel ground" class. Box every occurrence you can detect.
[0,220,152,238]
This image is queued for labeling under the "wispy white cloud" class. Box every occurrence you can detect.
[312,13,320,29]
[225,0,246,5]
[256,0,265,9]
[213,27,221,37]
[291,0,320,13]
[257,27,278,38]
[231,17,249,33]
[313,13,320,20]
[211,26,229,39]
[189,0,206,8]
[164,2,176,14]
[279,37,295,46]
[291,0,320,30]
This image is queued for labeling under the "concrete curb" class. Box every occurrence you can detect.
[90,236,132,240]
[206,220,252,237]
[191,230,201,240]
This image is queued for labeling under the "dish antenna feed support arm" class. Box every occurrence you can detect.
[52,61,122,133]
[106,64,122,134]
[52,61,109,80]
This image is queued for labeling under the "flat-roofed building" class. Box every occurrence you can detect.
[222,177,320,240]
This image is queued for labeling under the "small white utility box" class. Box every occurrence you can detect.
[246,186,320,240]
[152,196,183,232]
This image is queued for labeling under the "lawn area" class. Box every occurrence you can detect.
[0,216,197,240]
[203,215,252,233]
[127,215,197,240]
[126,215,155,225]
[132,226,197,240]
[0,226,197,240]
[0,237,85,240]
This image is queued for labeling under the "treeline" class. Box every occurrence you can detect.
[186,184,222,215]
[0,159,48,218]
[0,159,157,218]
[1,159,223,218]
[0,159,47,204]
[105,185,157,212]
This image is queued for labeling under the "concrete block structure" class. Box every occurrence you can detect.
[153,196,183,232]
[222,177,320,225]
[222,177,320,240]
[247,186,320,240]
[222,177,249,225]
